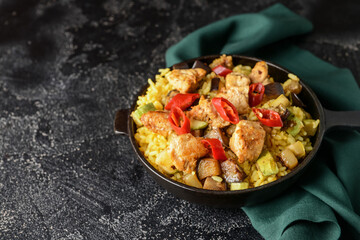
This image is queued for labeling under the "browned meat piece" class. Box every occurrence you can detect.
[140,111,172,136]
[225,72,250,89]
[216,86,249,114]
[249,61,268,84]
[166,68,207,93]
[221,159,246,183]
[209,54,234,69]
[168,133,208,173]
[229,120,266,163]
[197,158,222,180]
[203,177,226,191]
[187,96,230,129]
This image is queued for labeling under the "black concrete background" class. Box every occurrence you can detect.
[0,0,359,239]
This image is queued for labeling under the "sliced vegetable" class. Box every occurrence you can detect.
[252,108,283,127]
[256,151,279,176]
[132,103,156,125]
[172,62,189,69]
[197,158,222,180]
[230,182,249,191]
[212,65,232,77]
[286,115,303,137]
[203,176,226,190]
[287,141,305,158]
[248,83,265,107]
[155,150,177,174]
[303,119,320,136]
[183,172,202,188]
[190,119,208,130]
[211,176,223,182]
[165,93,200,110]
[201,138,227,161]
[270,94,291,108]
[192,60,211,74]
[210,77,220,91]
[280,149,298,169]
[212,97,240,124]
[168,106,190,135]
[264,82,284,99]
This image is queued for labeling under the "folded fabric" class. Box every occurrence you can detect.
[165,3,360,240]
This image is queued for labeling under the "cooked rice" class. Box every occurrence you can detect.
[133,65,317,189]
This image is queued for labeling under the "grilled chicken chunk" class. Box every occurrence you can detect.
[166,68,207,93]
[249,61,268,84]
[168,133,208,173]
[221,159,246,183]
[187,96,230,129]
[209,54,234,69]
[140,111,172,136]
[225,72,250,89]
[229,120,266,163]
[216,86,249,114]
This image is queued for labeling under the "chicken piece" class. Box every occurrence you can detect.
[221,159,246,183]
[216,86,249,114]
[166,68,207,93]
[229,120,266,163]
[140,111,172,137]
[225,72,250,89]
[187,96,230,129]
[209,54,234,69]
[249,61,268,84]
[168,133,208,173]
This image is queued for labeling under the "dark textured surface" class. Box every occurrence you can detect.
[0,0,359,239]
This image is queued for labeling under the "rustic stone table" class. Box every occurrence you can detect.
[1,0,359,239]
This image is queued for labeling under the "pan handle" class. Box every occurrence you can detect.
[114,109,130,136]
[324,109,360,131]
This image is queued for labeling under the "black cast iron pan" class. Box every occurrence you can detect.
[114,55,360,208]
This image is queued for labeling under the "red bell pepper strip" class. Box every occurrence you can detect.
[165,93,200,110]
[249,83,265,107]
[212,65,232,77]
[252,108,283,127]
[212,97,239,124]
[168,106,191,135]
[201,138,227,161]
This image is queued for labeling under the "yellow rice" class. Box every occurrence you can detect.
[133,65,317,189]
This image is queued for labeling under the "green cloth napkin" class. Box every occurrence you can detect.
[165,3,360,240]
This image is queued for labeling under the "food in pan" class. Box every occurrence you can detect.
[131,55,319,191]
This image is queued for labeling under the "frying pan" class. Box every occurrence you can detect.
[114,55,360,207]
